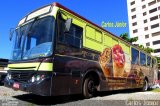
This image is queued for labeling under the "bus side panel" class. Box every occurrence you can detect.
[51,51,106,96]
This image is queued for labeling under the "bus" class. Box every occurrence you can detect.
[4,2,158,98]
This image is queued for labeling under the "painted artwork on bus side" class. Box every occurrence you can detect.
[99,44,140,78]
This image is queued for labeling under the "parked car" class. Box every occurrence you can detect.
[0,58,8,84]
[151,84,160,89]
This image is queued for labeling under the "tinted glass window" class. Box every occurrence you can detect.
[147,56,151,66]
[58,19,83,48]
[152,58,156,67]
[131,48,139,64]
[140,52,146,66]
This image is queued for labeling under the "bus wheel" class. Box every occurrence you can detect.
[83,76,96,99]
[142,79,148,91]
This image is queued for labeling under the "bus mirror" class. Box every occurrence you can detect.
[64,18,72,33]
[9,28,15,41]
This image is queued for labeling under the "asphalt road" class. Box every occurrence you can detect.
[0,85,160,106]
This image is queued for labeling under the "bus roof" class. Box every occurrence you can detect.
[19,2,155,58]
[52,3,155,57]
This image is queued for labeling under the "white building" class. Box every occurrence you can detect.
[127,0,160,57]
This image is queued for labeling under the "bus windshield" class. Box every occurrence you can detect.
[11,16,54,61]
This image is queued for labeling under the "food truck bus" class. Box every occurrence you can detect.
[4,2,158,98]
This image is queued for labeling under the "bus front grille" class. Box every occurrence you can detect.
[10,71,35,83]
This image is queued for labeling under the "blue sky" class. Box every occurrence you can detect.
[0,0,129,59]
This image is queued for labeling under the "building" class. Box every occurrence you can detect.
[127,0,160,57]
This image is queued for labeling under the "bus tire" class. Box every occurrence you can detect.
[142,79,148,91]
[83,76,96,99]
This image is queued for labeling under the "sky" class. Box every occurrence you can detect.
[0,0,129,59]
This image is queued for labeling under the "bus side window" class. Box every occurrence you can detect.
[147,56,151,67]
[58,19,83,48]
[152,58,156,67]
[131,48,139,64]
[140,52,146,66]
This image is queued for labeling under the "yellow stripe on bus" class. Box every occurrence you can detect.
[8,63,53,71]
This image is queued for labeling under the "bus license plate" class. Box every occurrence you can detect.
[13,83,20,89]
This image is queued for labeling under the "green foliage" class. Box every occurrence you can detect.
[130,37,138,43]
[138,45,144,50]
[120,33,130,42]
[150,88,160,92]
[120,33,154,54]
[144,47,154,54]
[120,33,138,43]
[156,57,160,63]
[138,45,154,54]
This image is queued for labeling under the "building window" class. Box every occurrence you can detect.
[144,27,148,31]
[158,6,160,10]
[150,15,158,21]
[133,29,138,33]
[144,19,147,23]
[154,49,160,53]
[146,42,150,46]
[132,22,137,26]
[145,34,149,39]
[151,23,159,29]
[148,0,156,6]
[149,8,157,13]
[131,8,136,12]
[158,0,160,2]
[142,5,146,9]
[153,40,160,45]
[152,31,160,37]
[143,12,147,16]
[131,1,135,5]
[132,15,136,19]
[142,0,145,1]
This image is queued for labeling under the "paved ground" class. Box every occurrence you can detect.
[0,85,160,106]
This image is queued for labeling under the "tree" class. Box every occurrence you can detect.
[144,47,154,54]
[120,33,154,54]
[120,33,138,43]
[138,45,144,50]
[138,45,154,54]
[157,57,160,63]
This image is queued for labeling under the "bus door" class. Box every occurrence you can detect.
[51,15,83,95]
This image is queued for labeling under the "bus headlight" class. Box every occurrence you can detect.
[31,76,35,83]
[30,75,45,83]
[6,73,12,80]
[36,75,40,81]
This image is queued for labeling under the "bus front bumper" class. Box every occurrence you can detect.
[4,77,52,96]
